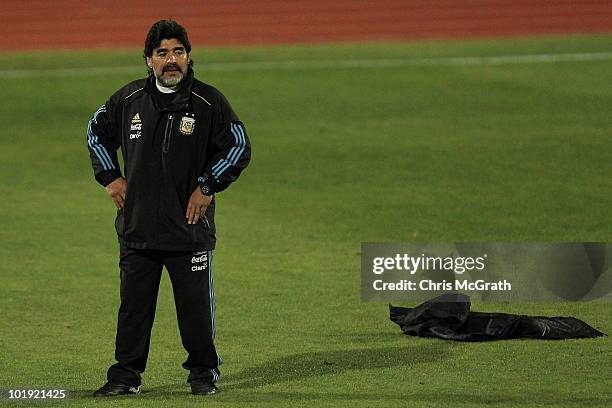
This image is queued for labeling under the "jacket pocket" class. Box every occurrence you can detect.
[114,209,125,237]
[200,214,211,230]
[191,215,210,237]
[189,198,216,245]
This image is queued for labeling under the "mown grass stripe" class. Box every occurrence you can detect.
[7,52,612,78]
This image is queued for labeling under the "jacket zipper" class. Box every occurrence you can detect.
[162,113,173,154]
[156,113,174,242]
[162,113,173,171]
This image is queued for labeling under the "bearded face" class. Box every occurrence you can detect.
[147,38,189,88]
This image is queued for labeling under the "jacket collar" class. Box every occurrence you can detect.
[145,68,194,112]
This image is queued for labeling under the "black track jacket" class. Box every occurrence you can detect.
[87,69,251,251]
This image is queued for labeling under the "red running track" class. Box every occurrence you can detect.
[3,0,612,50]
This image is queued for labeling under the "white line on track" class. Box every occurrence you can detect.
[7,52,612,78]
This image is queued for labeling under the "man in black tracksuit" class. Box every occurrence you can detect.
[87,20,250,397]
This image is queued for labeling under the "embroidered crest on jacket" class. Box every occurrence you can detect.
[179,116,195,135]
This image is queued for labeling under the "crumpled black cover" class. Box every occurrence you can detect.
[390,293,606,341]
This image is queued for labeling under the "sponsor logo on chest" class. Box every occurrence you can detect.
[130,113,142,139]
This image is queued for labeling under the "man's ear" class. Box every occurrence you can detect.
[146,56,153,68]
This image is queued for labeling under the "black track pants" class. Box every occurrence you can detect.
[106,243,220,386]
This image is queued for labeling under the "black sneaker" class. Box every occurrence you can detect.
[93,382,141,397]
[190,379,217,395]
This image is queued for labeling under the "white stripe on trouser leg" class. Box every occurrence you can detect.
[208,368,219,382]
[209,251,222,369]
[209,250,216,338]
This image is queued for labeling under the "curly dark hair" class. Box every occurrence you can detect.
[143,20,194,74]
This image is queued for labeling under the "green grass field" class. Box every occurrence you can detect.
[1,35,611,407]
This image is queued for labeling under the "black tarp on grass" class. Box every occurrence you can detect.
[390,293,605,341]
